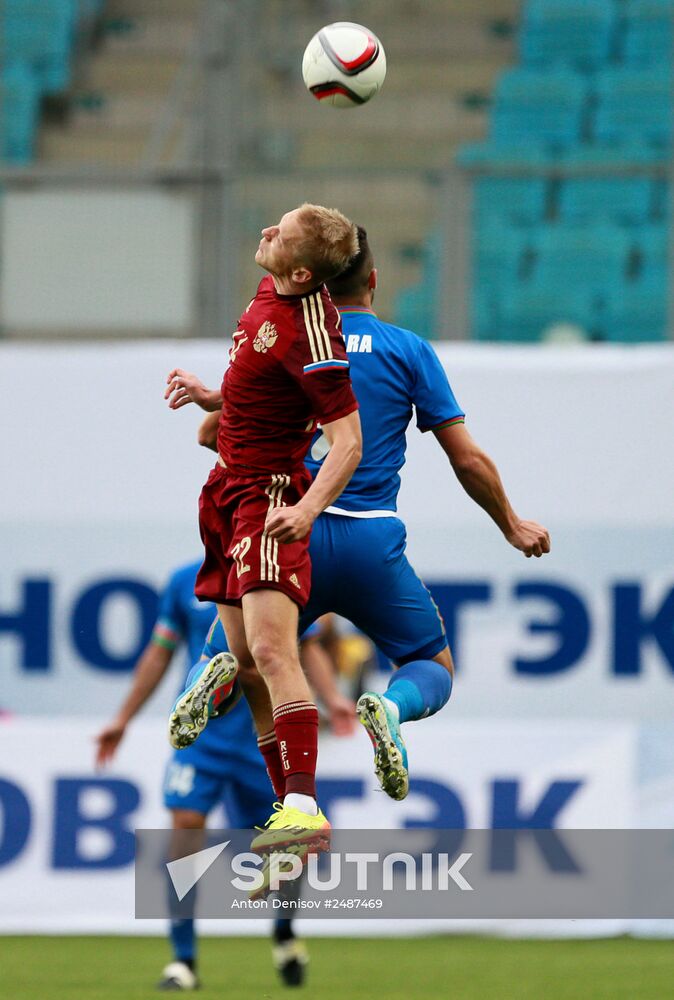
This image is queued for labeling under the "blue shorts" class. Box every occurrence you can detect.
[198,514,447,669]
[300,514,447,665]
[163,712,273,827]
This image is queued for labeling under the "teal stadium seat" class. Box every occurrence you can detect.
[623,0,674,67]
[532,224,632,295]
[474,220,531,289]
[458,0,672,342]
[521,0,615,70]
[601,276,669,341]
[633,223,669,278]
[652,179,671,221]
[472,180,542,333]
[0,0,78,94]
[394,284,436,339]
[558,177,655,225]
[594,68,672,148]
[498,284,595,342]
[0,0,95,162]
[393,232,442,339]
[471,285,497,341]
[0,62,40,163]
[563,142,668,166]
[490,68,588,151]
[472,221,533,340]
[474,177,548,225]
[457,139,553,168]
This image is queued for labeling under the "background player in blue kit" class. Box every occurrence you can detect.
[172,227,550,802]
[95,558,345,990]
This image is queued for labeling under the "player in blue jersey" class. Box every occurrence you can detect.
[95,558,349,990]
[169,227,550,801]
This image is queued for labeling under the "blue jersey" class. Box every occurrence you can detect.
[154,560,217,667]
[191,309,459,670]
[153,561,258,758]
[304,308,464,513]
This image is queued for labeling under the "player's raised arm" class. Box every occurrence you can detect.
[94,641,174,767]
[433,421,550,558]
[165,368,222,412]
[265,409,362,543]
[299,630,357,736]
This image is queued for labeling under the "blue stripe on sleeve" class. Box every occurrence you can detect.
[303,359,350,374]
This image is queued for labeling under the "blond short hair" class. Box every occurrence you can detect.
[293,203,358,284]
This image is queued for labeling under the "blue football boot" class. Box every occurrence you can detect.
[356,692,409,800]
[168,652,238,749]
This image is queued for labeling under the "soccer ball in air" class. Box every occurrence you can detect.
[302,22,386,108]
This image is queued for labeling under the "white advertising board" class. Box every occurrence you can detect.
[1,343,673,721]
[0,716,638,935]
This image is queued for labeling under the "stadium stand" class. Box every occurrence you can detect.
[0,61,40,163]
[475,176,549,225]
[1,0,669,340]
[520,0,616,70]
[0,0,106,163]
[595,67,672,148]
[490,67,588,150]
[601,277,668,341]
[557,177,655,226]
[400,0,672,342]
[622,0,674,66]
[498,283,596,341]
[394,230,443,338]
[69,1,519,320]
[1,0,78,95]
[634,223,669,277]
[533,224,633,304]
[1,1,520,324]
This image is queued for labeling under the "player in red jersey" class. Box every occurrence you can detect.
[165,204,362,848]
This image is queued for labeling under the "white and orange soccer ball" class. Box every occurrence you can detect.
[302,22,386,108]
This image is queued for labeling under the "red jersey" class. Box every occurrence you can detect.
[217,275,358,474]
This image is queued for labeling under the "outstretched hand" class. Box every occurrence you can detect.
[326,693,358,737]
[165,369,216,411]
[505,520,551,558]
[94,720,126,768]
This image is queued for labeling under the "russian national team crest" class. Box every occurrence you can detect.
[253,321,279,353]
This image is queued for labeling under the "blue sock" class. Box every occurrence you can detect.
[384,659,452,723]
[170,918,196,964]
[274,918,295,942]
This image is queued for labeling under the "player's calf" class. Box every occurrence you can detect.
[384,657,453,723]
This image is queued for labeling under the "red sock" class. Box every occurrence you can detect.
[257,730,286,800]
[272,701,319,798]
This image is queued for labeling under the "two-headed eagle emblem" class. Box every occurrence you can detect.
[253,321,279,353]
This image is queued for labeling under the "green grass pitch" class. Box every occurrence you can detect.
[1,935,672,1000]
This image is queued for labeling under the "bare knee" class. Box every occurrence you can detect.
[249,636,298,680]
[230,644,257,679]
[221,632,257,679]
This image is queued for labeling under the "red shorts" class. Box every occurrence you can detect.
[195,464,313,609]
